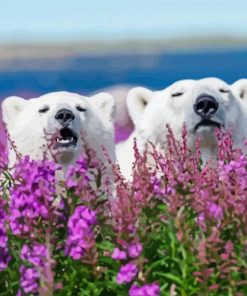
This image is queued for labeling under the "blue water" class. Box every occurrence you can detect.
[0,48,247,98]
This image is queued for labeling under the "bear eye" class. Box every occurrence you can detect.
[172,92,184,97]
[76,105,86,112]
[39,106,49,113]
[219,88,229,93]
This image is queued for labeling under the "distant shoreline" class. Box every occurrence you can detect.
[0,36,247,62]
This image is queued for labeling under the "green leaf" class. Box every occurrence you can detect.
[153,272,183,285]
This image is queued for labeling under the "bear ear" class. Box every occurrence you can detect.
[232,79,247,101]
[127,87,153,127]
[2,96,28,127]
[90,92,115,120]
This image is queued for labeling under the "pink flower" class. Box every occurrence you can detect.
[208,202,223,220]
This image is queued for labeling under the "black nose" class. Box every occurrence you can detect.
[194,95,218,118]
[55,109,75,125]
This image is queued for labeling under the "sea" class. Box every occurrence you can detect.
[0,48,247,98]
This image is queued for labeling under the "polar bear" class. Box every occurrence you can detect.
[231,79,247,103]
[117,78,247,179]
[2,91,116,172]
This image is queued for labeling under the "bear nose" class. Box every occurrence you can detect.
[194,95,218,118]
[55,109,75,125]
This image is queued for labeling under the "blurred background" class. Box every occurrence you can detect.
[0,0,247,141]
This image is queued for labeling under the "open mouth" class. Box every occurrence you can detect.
[194,119,222,131]
[55,127,78,148]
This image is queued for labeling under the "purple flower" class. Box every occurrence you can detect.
[77,206,97,225]
[19,265,39,294]
[111,248,127,260]
[128,242,142,258]
[116,262,138,284]
[0,246,11,271]
[9,156,62,237]
[66,157,88,183]
[0,198,11,270]
[66,156,91,194]
[21,244,47,267]
[65,206,97,260]
[129,283,160,296]
[19,243,55,294]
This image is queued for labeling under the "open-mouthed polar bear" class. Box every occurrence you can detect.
[116,78,247,179]
[2,91,116,172]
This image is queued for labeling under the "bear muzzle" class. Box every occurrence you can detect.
[55,108,75,126]
[55,127,78,148]
[194,95,219,118]
[193,95,223,132]
[194,119,222,132]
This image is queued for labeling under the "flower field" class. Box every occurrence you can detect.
[1,128,247,296]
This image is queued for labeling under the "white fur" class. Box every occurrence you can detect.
[231,79,247,103]
[117,78,247,179]
[2,91,116,172]
[116,86,155,179]
[93,85,133,128]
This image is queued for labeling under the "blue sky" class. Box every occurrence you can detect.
[0,0,247,43]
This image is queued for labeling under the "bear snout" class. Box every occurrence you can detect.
[194,95,219,118]
[55,109,75,126]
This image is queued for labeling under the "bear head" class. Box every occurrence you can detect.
[2,91,115,169]
[127,78,246,158]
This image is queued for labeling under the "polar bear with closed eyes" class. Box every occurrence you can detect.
[2,91,116,171]
[117,78,247,179]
